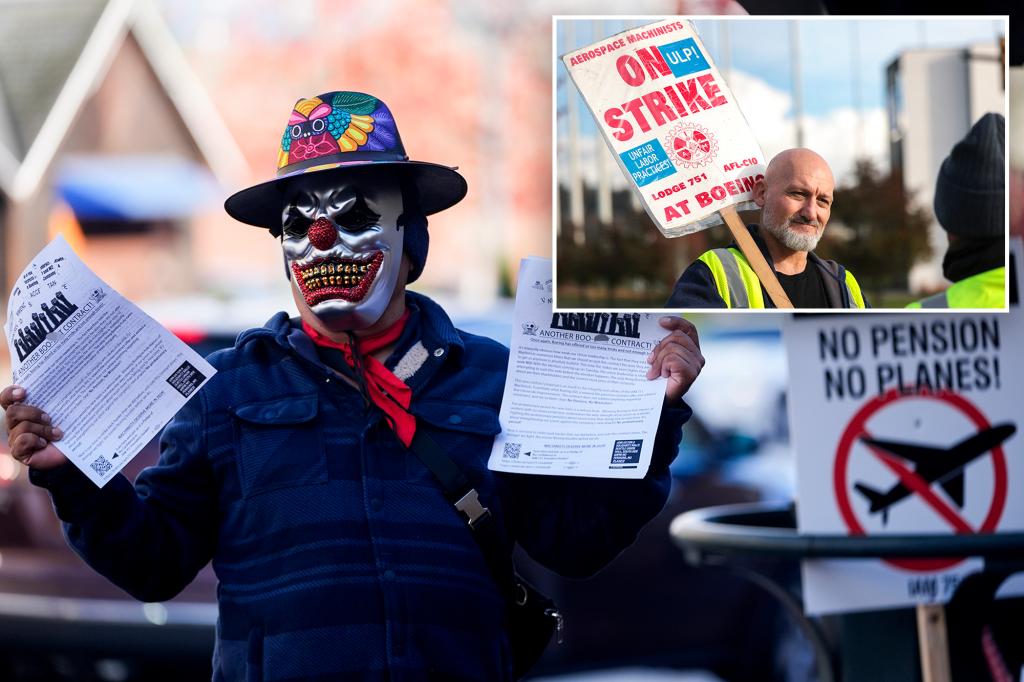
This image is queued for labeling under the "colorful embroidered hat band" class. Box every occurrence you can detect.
[224,91,467,231]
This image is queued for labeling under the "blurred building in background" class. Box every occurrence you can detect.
[160,0,554,308]
[0,0,560,332]
[0,0,247,304]
[887,41,1006,293]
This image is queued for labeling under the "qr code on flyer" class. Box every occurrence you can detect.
[90,455,113,477]
[503,442,522,459]
[165,361,206,397]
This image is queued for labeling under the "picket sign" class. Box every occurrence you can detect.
[720,205,793,308]
[782,239,1024,682]
[561,18,793,308]
[917,603,952,682]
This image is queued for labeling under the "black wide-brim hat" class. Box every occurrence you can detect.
[224,91,467,235]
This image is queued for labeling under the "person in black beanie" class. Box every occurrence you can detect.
[908,112,1006,308]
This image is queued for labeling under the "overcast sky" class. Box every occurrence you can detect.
[557,17,1005,186]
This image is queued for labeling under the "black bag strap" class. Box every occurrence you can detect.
[409,428,518,598]
[409,429,565,651]
[409,429,491,529]
[314,342,512,592]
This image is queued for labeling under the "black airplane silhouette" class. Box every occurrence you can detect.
[853,423,1016,525]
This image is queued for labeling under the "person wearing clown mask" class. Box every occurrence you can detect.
[2,92,703,681]
[281,169,411,332]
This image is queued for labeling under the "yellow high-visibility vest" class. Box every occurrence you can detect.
[906,267,1005,309]
[697,247,866,309]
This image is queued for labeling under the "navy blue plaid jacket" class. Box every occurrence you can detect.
[33,292,688,681]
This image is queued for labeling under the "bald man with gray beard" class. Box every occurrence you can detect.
[665,148,868,309]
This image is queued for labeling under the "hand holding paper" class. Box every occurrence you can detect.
[646,316,704,403]
[488,257,702,478]
[1,385,67,469]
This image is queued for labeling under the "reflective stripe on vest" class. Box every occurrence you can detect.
[717,250,748,307]
[698,248,865,308]
[844,269,866,308]
[920,291,948,308]
[698,248,764,308]
[908,268,1006,309]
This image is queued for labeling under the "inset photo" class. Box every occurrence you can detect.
[554,16,1009,311]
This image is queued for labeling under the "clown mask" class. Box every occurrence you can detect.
[281,174,404,331]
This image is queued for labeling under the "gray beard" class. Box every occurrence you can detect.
[762,217,822,252]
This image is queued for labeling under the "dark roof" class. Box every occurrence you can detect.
[0,0,108,161]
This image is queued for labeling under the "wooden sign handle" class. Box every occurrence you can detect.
[718,205,793,309]
[916,603,952,682]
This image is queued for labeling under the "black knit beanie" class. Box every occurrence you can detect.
[933,112,1005,238]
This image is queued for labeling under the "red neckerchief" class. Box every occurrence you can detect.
[302,310,415,447]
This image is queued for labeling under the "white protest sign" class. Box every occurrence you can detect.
[784,305,1024,615]
[561,18,766,237]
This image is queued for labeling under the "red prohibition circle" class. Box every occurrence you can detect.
[833,388,1008,572]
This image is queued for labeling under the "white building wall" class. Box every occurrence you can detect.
[967,44,1005,122]
[891,44,1005,293]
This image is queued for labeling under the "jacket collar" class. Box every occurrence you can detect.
[404,291,466,358]
[236,291,467,388]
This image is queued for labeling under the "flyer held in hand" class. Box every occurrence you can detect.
[4,236,215,487]
[487,257,667,479]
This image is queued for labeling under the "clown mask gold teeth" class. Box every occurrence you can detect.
[291,251,384,306]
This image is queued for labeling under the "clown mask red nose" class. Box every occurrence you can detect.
[307,218,338,251]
